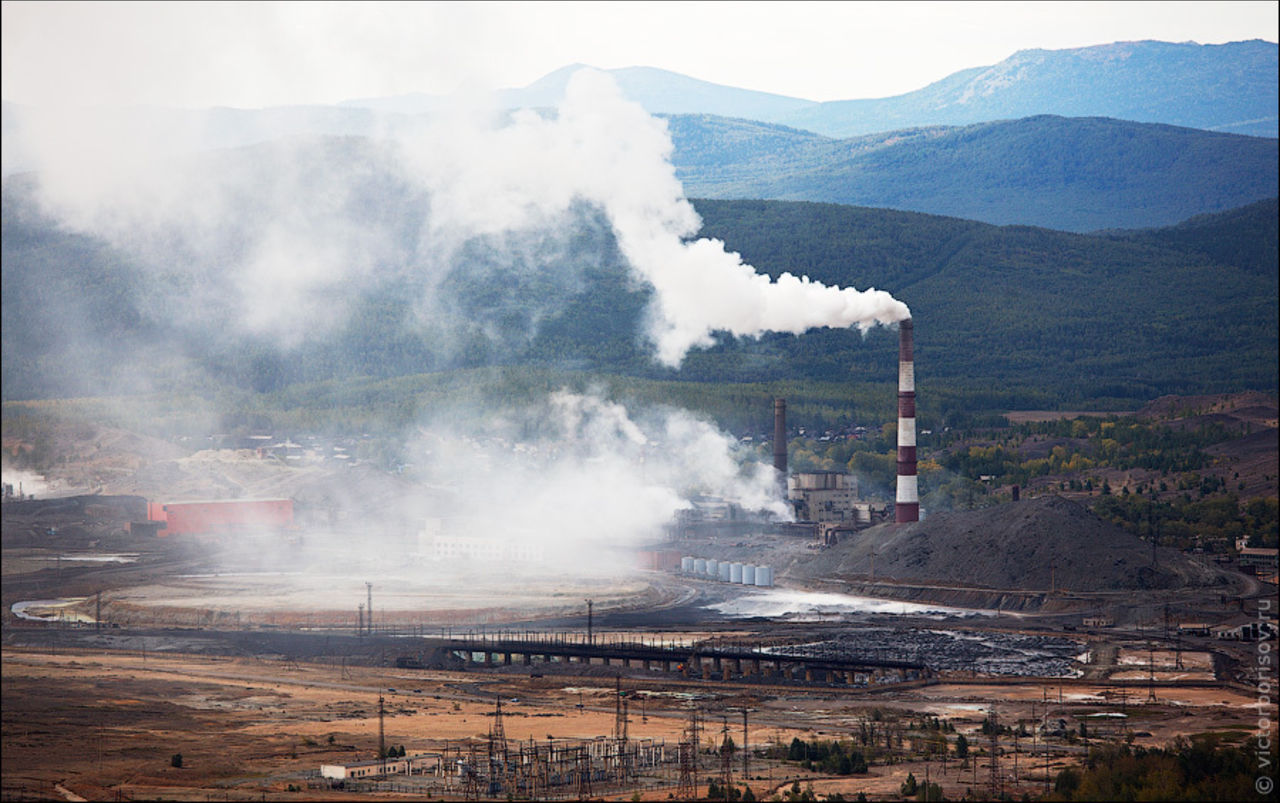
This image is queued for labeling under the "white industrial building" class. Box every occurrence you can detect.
[418,518,546,563]
[320,753,440,779]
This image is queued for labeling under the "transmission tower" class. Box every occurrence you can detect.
[462,743,482,800]
[575,746,593,799]
[614,675,628,741]
[677,705,701,799]
[490,695,509,792]
[720,716,735,798]
[676,740,696,800]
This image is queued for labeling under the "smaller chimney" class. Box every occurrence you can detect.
[773,398,788,486]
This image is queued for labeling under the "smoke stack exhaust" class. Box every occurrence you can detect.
[773,398,788,483]
[896,319,919,523]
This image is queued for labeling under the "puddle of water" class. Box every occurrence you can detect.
[707,589,994,619]
[11,598,96,623]
[46,554,140,564]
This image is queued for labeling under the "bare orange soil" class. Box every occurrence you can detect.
[3,647,1269,801]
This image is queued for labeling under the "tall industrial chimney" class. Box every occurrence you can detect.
[773,398,788,480]
[896,319,919,523]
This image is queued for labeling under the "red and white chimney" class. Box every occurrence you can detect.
[896,319,919,523]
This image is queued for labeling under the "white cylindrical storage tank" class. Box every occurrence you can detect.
[681,556,694,574]
[705,559,718,578]
[730,562,743,583]
[742,564,756,585]
[718,562,731,582]
[694,558,707,576]
[755,565,773,587]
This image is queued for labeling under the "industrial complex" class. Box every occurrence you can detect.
[3,318,1276,802]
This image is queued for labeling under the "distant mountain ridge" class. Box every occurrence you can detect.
[3,109,1274,234]
[337,64,820,120]
[665,114,1278,231]
[335,40,1278,138]
[775,39,1278,138]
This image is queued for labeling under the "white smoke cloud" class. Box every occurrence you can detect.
[0,464,51,499]
[8,68,907,365]
[403,390,791,568]
[395,69,910,364]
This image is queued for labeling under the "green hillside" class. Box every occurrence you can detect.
[668,115,1279,231]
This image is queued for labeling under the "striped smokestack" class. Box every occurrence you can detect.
[896,319,919,523]
[773,398,787,480]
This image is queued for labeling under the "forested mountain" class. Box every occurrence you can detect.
[774,39,1278,138]
[4,145,1275,413]
[666,114,1278,231]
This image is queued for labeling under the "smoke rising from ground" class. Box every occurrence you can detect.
[409,390,790,561]
[212,389,790,588]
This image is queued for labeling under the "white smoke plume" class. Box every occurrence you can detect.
[395,69,911,364]
[8,68,908,366]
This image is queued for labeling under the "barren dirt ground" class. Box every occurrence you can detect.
[3,645,1269,802]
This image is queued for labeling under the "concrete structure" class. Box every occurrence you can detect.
[788,471,881,526]
[1237,547,1279,573]
[896,318,919,523]
[440,634,926,685]
[320,753,440,780]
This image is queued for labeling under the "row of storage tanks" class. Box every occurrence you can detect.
[680,556,773,587]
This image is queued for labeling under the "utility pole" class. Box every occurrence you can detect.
[586,599,593,646]
[378,693,386,773]
[988,706,1000,800]
[366,582,373,636]
[742,709,749,780]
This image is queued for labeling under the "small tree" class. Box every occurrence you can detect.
[900,771,918,796]
[170,753,183,768]
[955,733,969,759]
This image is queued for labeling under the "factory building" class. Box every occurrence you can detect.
[147,499,294,536]
[788,471,883,527]
[320,753,440,779]
[419,519,546,563]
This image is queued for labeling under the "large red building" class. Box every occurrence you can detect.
[147,499,294,536]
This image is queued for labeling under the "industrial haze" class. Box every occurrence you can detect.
[1,61,1274,589]
[3,69,905,581]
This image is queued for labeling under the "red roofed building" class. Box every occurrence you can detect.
[148,499,293,536]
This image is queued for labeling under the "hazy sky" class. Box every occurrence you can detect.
[2,1,1277,108]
